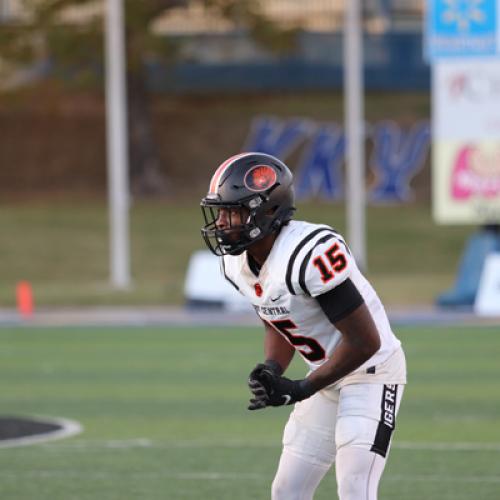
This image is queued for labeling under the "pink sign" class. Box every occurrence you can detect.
[451,145,500,200]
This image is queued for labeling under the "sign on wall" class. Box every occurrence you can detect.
[433,141,500,222]
[433,57,500,139]
[244,116,430,204]
[432,58,500,223]
[425,0,500,60]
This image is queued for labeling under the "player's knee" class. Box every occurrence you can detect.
[337,472,367,500]
[271,474,294,500]
[336,446,385,500]
[272,449,328,500]
[271,474,316,500]
[272,471,311,500]
[336,454,369,499]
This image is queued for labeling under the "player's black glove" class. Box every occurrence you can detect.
[247,360,282,411]
[248,362,315,411]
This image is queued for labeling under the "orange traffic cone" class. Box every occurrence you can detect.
[16,281,34,318]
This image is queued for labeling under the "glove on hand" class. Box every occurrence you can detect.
[247,360,281,411]
[248,361,315,411]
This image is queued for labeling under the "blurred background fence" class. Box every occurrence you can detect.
[0,0,476,309]
[1,0,428,93]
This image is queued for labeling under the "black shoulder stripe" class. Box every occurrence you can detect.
[298,234,335,295]
[326,226,351,255]
[329,228,351,255]
[339,238,352,256]
[221,258,239,291]
[285,227,336,295]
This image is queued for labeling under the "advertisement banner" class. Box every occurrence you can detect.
[433,58,500,140]
[432,57,500,224]
[433,141,500,223]
[425,0,500,60]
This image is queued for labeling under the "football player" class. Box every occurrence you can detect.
[201,152,406,500]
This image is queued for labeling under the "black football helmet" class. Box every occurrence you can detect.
[201,152,296,256]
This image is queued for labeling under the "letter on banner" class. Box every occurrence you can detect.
[295,124,345,200]
[369,121,430,202]
[244,116,313,158]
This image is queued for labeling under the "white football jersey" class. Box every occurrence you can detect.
[221,220,401,376]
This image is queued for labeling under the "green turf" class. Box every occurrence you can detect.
[0,325,499,499]
[0,199,471,307]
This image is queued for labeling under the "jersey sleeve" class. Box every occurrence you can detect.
[288,230,354,298]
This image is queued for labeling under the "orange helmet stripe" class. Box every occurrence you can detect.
[209,152,254,194]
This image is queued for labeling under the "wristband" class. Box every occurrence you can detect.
[296,378,316,400]
[264,359,284,376]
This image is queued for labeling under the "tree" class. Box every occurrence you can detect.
[0,0,296,195]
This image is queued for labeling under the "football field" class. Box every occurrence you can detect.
[1,324,499,499]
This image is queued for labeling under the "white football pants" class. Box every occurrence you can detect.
[271,383,404,500]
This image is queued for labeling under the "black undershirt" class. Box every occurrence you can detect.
[247,254,262,277]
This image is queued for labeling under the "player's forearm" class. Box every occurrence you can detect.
[306,338,377,392]
[306,303,381,391]
[264,327,295,374]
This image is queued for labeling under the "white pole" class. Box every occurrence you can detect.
[105,0,131,288]
[344,0,366,270]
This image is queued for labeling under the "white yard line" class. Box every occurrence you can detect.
[395,441,500,451]
[33,438,500,452]
[0,470,499,484]
[0,470,264,480]
[387,474,500,484]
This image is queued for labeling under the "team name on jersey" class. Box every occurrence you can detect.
[253,305,290,316]
[382,384,397,429]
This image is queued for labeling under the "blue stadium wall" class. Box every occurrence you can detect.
[148,31,429,93]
